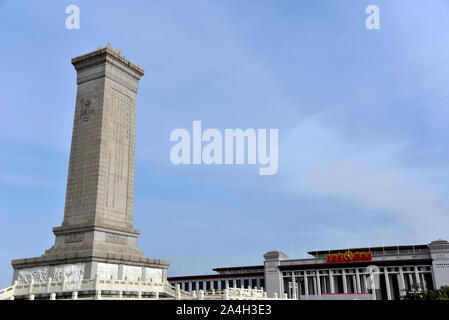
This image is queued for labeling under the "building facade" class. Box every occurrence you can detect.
[168,239,449,300]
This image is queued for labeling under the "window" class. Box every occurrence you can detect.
[236,279,241,288]
[260,279,265,289]
[228,280,234,287]
[221,280,226,289]
[252,279,258,288]
[184,282,189,291]
[199,282,204,290]
[213,281,218,290]
[244,279,249,288]
[206,281,211,290]
[191,282,196,291]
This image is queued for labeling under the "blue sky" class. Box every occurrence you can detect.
[1,0,449,288]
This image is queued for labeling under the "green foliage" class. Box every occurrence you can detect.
[401,285,449,300]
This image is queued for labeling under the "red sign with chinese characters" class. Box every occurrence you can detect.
[326,250,372,263]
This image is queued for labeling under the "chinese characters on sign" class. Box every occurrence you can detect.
[326,250,372,263]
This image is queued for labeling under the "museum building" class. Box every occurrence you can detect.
[168,239,449,300]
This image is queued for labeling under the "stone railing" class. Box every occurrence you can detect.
[0,280,288,300]
[0,285,15,300]
[6,277,173,300]
[172,285,287,300]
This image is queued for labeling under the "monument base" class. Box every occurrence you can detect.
[11,224,170,285]
[12,258,169,284]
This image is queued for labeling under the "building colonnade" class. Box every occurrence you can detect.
[283,265,433,300]
[171,277,265,293]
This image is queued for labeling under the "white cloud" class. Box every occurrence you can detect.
[279,115,449,242]
[0,172,51,188]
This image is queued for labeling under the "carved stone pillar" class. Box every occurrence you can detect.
[11,45,169,289]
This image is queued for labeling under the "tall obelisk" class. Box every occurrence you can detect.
[11,45,169,284]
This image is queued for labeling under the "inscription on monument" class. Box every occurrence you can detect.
[64,233,84,244]
[103,88,131,213]
[105,233,127,245]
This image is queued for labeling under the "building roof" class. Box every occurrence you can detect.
[307,244,428,256]
[167,271,264,281]
[213,265,264,272]
[279,258,432,270]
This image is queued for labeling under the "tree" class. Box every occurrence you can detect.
[402,285,449,300]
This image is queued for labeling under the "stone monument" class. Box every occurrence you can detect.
[11,44,170,287]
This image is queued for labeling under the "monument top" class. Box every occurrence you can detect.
[71,43,145,77]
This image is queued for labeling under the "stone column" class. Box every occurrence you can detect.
[316,271,321,295]
[304,272,309,295]
[355,269,361,293]
[292,273,297,299]
[414,266,422,290]
[369,268,377,300]
[384,269,392,300]
[363,274,368,293]
[421,273,427,290]
[398,267,406,294]
[312,275,317,295]
[329,270,335,294]
[342,269,348,293]
[322,275,327,294]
